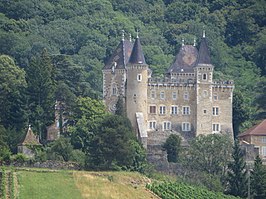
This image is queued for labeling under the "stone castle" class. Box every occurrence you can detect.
[102,32,234,153]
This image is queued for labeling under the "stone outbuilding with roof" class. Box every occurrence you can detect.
[18,125,41,158]
[239,119,266,163]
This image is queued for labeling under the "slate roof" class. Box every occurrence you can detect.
[196,37,211,65]
[20,126,41,145]
[104,39,133,70]
[128,37,146,65]
[238,119,266,137]
[167,45,198,73]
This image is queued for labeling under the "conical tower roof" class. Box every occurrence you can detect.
[196,32,211,65]
[128,36,146,65]
[21,125,41,145]
[167,45,198,73]
[103,39,133,70]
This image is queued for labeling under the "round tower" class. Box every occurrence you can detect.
[126,35,148,147]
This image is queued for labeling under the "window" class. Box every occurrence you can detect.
[112,87,117,95]
[182,106,190,115]
[137,74,142,81]
[172,92,177,100]
[262,147,266,156]
[171,106,178,115]
[159,106,166,115]
[212,124,220,132]
[148,121,156,130]
[203,110,207,114]
[163,121,171,131]
[213,93,218,101]
[160,91,165,100]
[149,106,156,114]
[261,136,266,143]
[183,91,189,100]
[151,90,156,99]
[202,73,207,80]
[213,107,219,116]
[182,122,191,131]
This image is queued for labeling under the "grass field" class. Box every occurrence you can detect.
[16,169,158,199]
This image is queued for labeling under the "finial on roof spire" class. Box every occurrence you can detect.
[203,29,206,38]
[129,33,132,42]
[182,38,185,46]
[122,30,125,41]
[29,124,31,128]
[136,29,139,38]
[193,37,196,46]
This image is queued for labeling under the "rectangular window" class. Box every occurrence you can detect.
[182,106,190,115]
[262,147,266,156]
[183,91,189,100]
[160,91,165,100]
[163,121,171,131]
[159,106,166,115]
[261,136,266,143]
[172,92,177,100]
[150,90,156,99]
[212,124,220,132]
[171,106,178,115]
[182,122,191,131]
[213,93,218,101]
[149,106,156,114]
[148,121,156,130]
[213,107,219,116]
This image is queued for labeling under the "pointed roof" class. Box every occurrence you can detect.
[167,45,198,73]
[128,37,146,65]
[103,39,133,70]
[196,34,211,65]
[238,119,266,137]
[21,125,41,145]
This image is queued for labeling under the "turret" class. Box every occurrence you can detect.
[126,34,148,147]
[102,31,133,112]
[195,31,214,136]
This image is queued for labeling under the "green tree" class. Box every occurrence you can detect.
[226,140,248,198]
[251,155,266,199]
[87,115,146,171]
[48,137,73,162]
[26,49,55,139]
[233,91,249,138]
[69,97,107,149]
[0,55,27,130]
[187,134,232,176]
[162,134,181,163]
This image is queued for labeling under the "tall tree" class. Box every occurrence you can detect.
[0,55,27,130]
[187,134,232,176]
[26,49,55,139]
[162,134,181,163]
[115,96,126,116]
[251,155,266,199]
[226,140,248,198]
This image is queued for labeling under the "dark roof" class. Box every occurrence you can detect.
[238,119,266,137]
[196,37,211,65]
[128,37,146,65]
[20,126,41,145]
[167,45,198,73]
[103,39,133,70]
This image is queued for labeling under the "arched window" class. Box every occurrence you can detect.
[202,73,207,80]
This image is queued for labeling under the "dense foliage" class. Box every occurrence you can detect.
[163,134,181,163]
[147,182,240,199]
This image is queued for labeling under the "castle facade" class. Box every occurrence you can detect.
[102,33,234,149]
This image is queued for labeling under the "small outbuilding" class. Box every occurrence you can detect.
[17,125,41,158]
